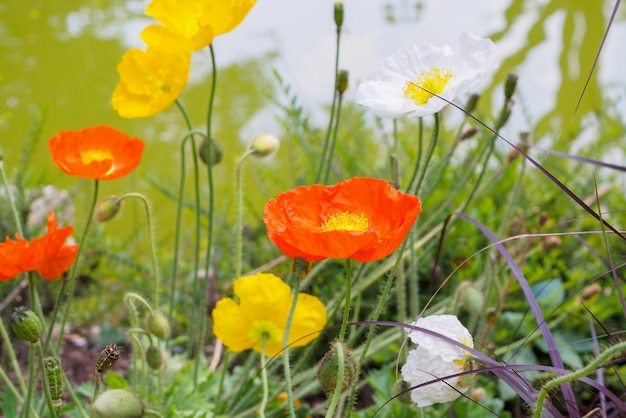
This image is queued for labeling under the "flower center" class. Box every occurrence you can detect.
[249,321,283,347]
[404,68,453,106]
[81,149,113,165]
[321,212,371,232]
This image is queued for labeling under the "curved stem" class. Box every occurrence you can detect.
[235,150,254,278]
[337,258,352,342]
[194,43,217,385]
[324,341,345,418]
[49,179,99,356]
[411,113,439,196]
[116,193,161,309]
[322,92,344,184]
[405,118,424,193]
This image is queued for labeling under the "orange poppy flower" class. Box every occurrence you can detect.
[48,126,144,180]
[0,212,78,281]
[263,177,422,262]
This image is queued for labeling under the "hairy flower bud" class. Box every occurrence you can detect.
[145,311,170,340]
[145,345,164,371]
[334,2,344,30]
[199,138,223,166]
[464,93,480,114]
[317,341,359,395]
[44,357,64,405]
[10,306,42,343]
[94,196,122,222]
[459,281,484,315]
[504,73,519,102]
[93,389,143,418]
[248,134,279,158]
[96,343,122,374]
[337,70,349,95]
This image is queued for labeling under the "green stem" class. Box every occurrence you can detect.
[23,343,35,418]
[411,113,439,196]
[0,157,23,236]
[35,343,58,418]
[324,341,345,418]
[337,258,352,342]
[283,260,304,418]
[322,92,344,184]
[214,350,230,415]
[170,100,203,348]
[259,335,269,418]
[0,308,28,398]
[48,179,99,356]
[534,340,626,418]
[194,43,217,385]
[315,21,342,184]
[115,193,161,309]
[235,150,254,278]
[405,118,424,193]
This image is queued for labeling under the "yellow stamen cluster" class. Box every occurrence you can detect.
[249,320,282,347]
[321,212,371,232]
[81,149,113,165]
[404,67,453,106]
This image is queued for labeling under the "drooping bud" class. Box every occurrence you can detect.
[145,345,164,371]
[334,2,344,31]
[44,357,64,406]
[199,138,223,166]
[316,340,359,395]
[460,126,479,141]
[504,73,519,102]
[92,389,143,418]
[94,196,122,223]
[248,134,279,158]
[145,311,170,340]
[459,281,484,315]
[337,70,349,95]
[95,343,122,374]
[10,306,42,343]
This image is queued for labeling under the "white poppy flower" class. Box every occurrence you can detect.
[355,33,498,119]
[401,314,474,407]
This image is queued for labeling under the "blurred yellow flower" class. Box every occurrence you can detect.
[145,0,258,51]
[212,273,326,357]
[111,47,190,118]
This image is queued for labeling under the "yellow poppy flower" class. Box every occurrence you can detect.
[145,0,257,51]
[111,47,190,118]
[212,273,326,357]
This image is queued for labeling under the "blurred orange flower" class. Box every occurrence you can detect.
[145,0,258,51]
[0,213,77,281]
[263,177,422,262]
[48,126,144,180]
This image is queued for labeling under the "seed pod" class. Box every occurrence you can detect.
[145,311,170,340]
[44,357,64,405]
[95,343,122,374]
[10,307,42,343]
[316,340,359,395]
[93,389,143,418]
[145,346,164,371]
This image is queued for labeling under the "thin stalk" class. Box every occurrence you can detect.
[50,179,99,356]
[194,43,217,385]
[282,261,304,418]
[405,118,424,193]
[0,156,24,234]
[337,258,352,342]
[0,309,28,397]
[213,350,230,415]
[236,150,254,277]
[324,341,345,418]
[22,344,36,418]
[322,92,344,184]
[315,19,342,184]
[259,336,269,418]
[116,193,161,309]
[411,113,440,196]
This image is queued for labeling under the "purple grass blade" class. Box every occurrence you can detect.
[454,212,579,416]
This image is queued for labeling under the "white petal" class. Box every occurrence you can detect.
[406,314,473,362]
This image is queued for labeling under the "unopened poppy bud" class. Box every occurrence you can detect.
[504,73,518,102]
[541,235,562,251]
[464,93,480,114]
[95,343,122,374]
[10,307,42,343]
[334,2,344,30]
[459,281,484,315]
[248,134,279,158]
[94,196,122,222]
[470,387,487,402]
[93,389,143,418]
[199,138,223,166]
[145,311,170,340]
[580,283,601,302]
[317,341,359,395]
[460,126,479,141]
[44,357,64,405]
[145,345,164,371]
[337,69,349,95]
